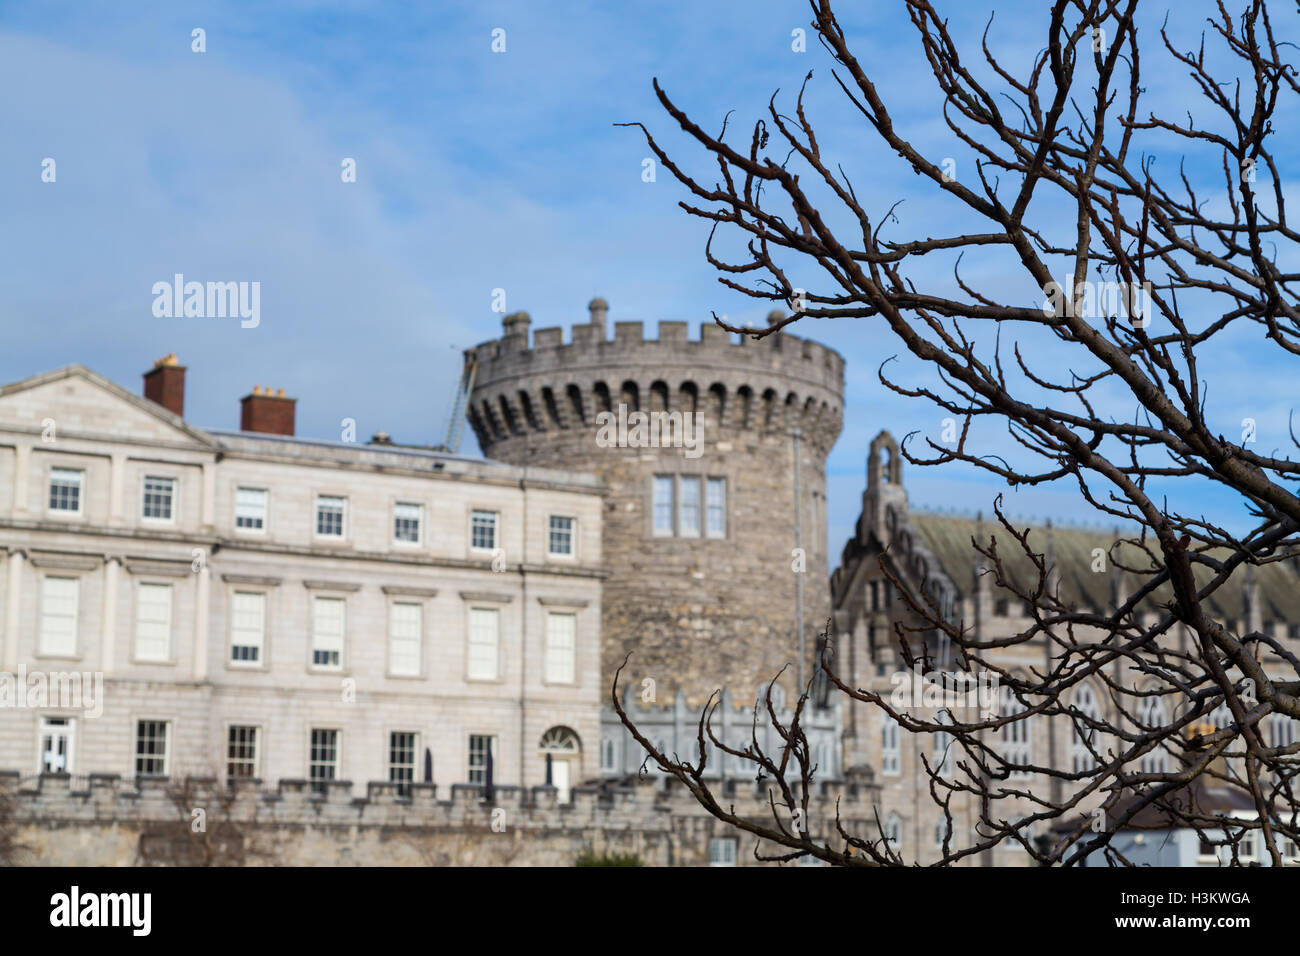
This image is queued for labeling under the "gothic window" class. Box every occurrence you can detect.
[1070,685,1101,773]
[1137,696,1170,773]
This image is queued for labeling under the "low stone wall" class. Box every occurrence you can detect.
[1,770,881,867]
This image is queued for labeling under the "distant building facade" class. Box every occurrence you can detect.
[831,430,1300,865]
[0,360,604,799]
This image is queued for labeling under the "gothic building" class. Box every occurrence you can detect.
[831,430,1300,864]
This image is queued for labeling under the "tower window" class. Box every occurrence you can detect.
[706,478,726,537]
[652,476,675,535]
[679,477,701,536]
[653,475,726,538]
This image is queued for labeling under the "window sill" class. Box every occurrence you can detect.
[227,660,268,672]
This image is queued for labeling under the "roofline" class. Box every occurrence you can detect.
[0,365,221,450]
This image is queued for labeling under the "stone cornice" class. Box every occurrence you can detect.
[303,580,362,593]
[380,585,440,598]
[458,590,514,603]
[123,559,192,578]
[537,596,590,608]
[27,552,101,572]
[220,573,283,587]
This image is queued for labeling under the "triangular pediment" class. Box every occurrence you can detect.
[0,365,218,450]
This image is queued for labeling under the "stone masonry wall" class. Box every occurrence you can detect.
[465,305,845,710]
[3,770,880,867]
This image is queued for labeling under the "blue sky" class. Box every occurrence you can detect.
[2,0,1295,556]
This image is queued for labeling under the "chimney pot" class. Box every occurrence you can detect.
[142,355,186,418]
[588,297,609,328]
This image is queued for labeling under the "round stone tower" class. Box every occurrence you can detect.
[465,299,845,709]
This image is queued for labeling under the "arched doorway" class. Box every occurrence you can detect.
[539,726,581,803]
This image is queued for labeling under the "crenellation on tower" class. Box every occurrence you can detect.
[468,300,846,711]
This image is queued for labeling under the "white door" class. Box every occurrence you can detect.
[551,759,571,803]
[39,717,73,773]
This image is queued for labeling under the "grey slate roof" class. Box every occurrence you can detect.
[908,512,1300,625]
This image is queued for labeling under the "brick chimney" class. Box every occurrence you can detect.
[143,353,186,418]
[240,386,296,436]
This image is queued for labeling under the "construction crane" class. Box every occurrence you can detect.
[443,351,477,454]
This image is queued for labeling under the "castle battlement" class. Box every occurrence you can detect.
[466,300,844,457]
[2,770,871,820]
[3,769,879,865]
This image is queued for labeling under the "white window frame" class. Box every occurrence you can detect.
[470,509,499,551]
[547,515,575,558]
[234,486,268,534]
[652,475,675,536]
[314,494,347,540]
[311,595,346,671]
[1001,690,1032,779]
[134,719,171,777]
[47,467,84,516]
[884,812,902,852]
[600,736,619,773]
[678,475,701,538]
[37,716,75,774]
[1070,685,1101,773]
[881,715,901,776]
[226,724,260,783]
[388,730,419,794]
[933,711,953,777]
[393,501,423,547]
[544,611,577,685]
[466,606,500,681]
[133,581,173,663]
[705,477,727,538]
[38,575,80,657]
[467,733,498,784]
[935,817,952,850]
[229,590,267,666]
[308,727,340,794]
[708,837,738,867]
[141,474,177,524]
[388,600,423,677]
[1137,696,1170,774]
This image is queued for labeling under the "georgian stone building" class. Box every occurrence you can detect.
[831,430,1300,865]
[0,359,604,798]
[464,301,846,780]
